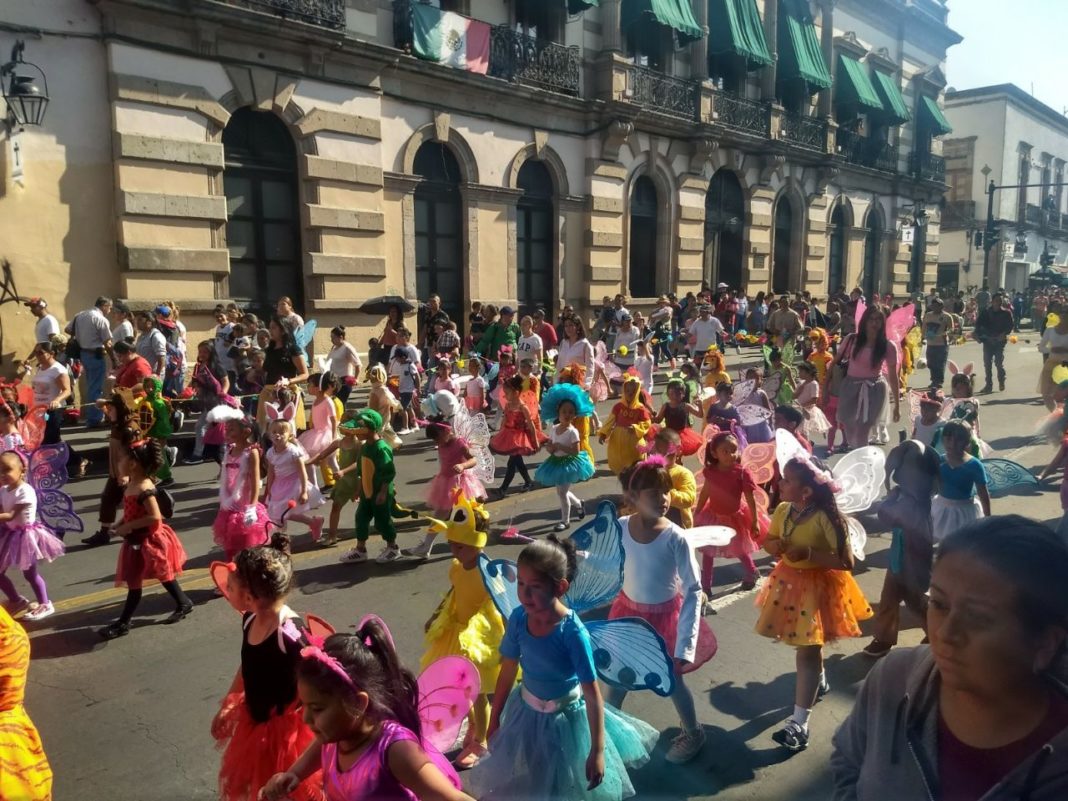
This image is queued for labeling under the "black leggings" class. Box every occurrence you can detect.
[500,455,531,492]
[118,581,191,624]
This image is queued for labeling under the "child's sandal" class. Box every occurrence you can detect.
[453,742,487,770]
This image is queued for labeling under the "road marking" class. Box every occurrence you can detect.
[708,586,759,613]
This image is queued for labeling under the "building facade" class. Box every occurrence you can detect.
[0,0,959,358]
[941,84,1068,294]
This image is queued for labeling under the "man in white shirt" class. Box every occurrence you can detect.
[24,297,59,354]
[687,305,725,358]
[65,296,114,427]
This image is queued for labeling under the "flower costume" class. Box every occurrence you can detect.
[599,376,652,475]
[0,606,52,801]
[212,444,270,558]
[536,383,597,487]
[426,435,486,511]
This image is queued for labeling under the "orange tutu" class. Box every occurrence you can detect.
[754,562,872,647]
[215,693,323,801]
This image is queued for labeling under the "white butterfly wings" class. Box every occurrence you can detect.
[453,406,496,486]
[832,446,886,516]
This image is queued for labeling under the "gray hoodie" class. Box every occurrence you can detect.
[831,646,1068,800]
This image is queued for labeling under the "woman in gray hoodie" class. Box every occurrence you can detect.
[832,515,1068,800]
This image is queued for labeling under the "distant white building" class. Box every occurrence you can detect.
[941,84,1068,294]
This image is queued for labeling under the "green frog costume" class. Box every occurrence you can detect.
[351,410,397,544]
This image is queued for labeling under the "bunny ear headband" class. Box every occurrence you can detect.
[947,360,974,377]
[316,355,330,374]
[265,402,297,432]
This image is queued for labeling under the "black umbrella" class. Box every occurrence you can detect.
[358,295,414,315]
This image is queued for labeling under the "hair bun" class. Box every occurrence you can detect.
[270,531,292,555]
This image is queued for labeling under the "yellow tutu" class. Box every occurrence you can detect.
[0,608,52,801]
[754,562,872,647]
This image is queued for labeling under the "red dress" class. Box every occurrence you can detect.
[694,464,770,558]
[661,404,703,456]
[114,491,187,589]
[489,407,547,456]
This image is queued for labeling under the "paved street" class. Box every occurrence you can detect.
[22,339,1060,801]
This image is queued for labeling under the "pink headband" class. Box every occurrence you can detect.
[786,455,842,493]
[300,635,356,690]
[627,454,668,492]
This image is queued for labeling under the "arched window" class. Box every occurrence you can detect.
[704,170,746,290]
[863,210,881,300]
[828,204,847,294]
[629,176,658,299]
[223,108,303,318]
[516,160,555,316]
[772,197,795,294]
[413,142,464,322]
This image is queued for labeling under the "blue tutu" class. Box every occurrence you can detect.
[743,420,774,444]
[536,452,595,487]
[467,686,657,801]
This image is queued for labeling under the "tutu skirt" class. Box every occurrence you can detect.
[608,592,716,673]
[427,470,487,512]
[672,426,704,456]
[754,562,873,647]
[215,694,323,801]
[693,505,768,559]
[467,686,657,801]
[742,420,774,444]
[800,406,831,439]
[536,452,595,487]
[931,495,984,544]
[115,523,186,588]
[211,504,270,558]
[0,523,64,572]
[489,427,546,457]
[422,603,504,692]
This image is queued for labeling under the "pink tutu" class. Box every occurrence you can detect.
[212,504,271,559]
[426,470,486,513]
[608,591,717,673]
[0,522,65,572]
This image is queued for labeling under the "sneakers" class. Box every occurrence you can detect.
[3,596,30,616]
[309,517,325,542]
[340,546,368,563]
[165,446,178,467]
[817,673,831,698]
[862,639,893,659]
[23,601,55,622]
[665,728,706,764]
[401,539,434,560]
[171,410,184,430]
[772,719,809,752]
[553,522,570,532]
[376,544,402,563]
[184,454,206,466]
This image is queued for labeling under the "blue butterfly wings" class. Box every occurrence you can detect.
[478,501,676,698]
[983,458,1039,497]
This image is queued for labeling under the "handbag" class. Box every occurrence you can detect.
[828,336,854,398]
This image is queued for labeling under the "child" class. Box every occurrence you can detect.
[633,339,654,395]
[795,363,830,443]
[82,393,136,547]
[946,371,982,433]
[466,537,658,799]
[653,379,704,457]
[694,431,767,601]
[912,391,946,447]
[0,603,53,800]
[388,328,421,435]
[607,459,718,764]
[462,358,488,414]
[0,404,23,452]
[652,429,697,529]
[213,415,270,561]
[598,375,652,476]
[365,365,403,449]
[142,376,175,486]
[738,368,774,444]
[469,301,486,349]
[313,410,363,547]
[243,348,266,398]
[756,456,873,751]
[931,420,991,543]
[806,329,834,391]
[0,451,64,621]
[265,407,325,541]
[536,385,595,531]
[298,372,340,490]
[421,491,502,769]
[766,347,796,405]
[489,376,545,497]
[337,410,403,565]
[493,347,518,415]
[99,439,192,639]
[676,362,702,408]
[213,535,321,801]
[432,359,459,397]
[706,382,743,436]
[517,315,544,369]
[425,416,486,519]
[261,619,472,801]
[775,404,813,454]
[557,367,599,466]
[700,347,730,389]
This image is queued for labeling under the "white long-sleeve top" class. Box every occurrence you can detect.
[555,337,595,389]
[620,516,702,664]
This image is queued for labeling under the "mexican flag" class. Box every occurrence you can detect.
[411,3,491,75]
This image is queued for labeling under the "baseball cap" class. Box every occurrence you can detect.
[620,312,633,322]
[155,304,171,317]
[500,306,515,315]
[23,297,45,309]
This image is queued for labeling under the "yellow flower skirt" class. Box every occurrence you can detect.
[754,562,873,647]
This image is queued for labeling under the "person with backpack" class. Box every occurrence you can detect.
[156,303,188,398]
[134,311,167,378]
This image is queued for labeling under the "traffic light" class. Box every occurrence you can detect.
[986,228,1001,250]
[1040,249,1054,268]
[974,231,983,248]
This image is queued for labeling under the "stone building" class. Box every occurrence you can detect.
[0,0,959,358]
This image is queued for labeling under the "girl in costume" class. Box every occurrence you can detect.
[0,451,64,622]
[261,619,472,801]
[466,537,658,800]
[607,459,717,765]
[365,365,403,449]
[765,347,796,405]
[0,404,23,451]
[676,363,702,408]
[931,420,991,544]
[489,375,545,497]
[598,375,652,476]
[652,379,704,457]
[652,428,697,529]
[700,347,730,389]
[299,372,340,490]
[425,417,486,518]
[83,393,136,547]
[557,367,599,465]
[316,410,363,547]
[491,347,518,421]
[432,359,459,397]
[632,339,654,395]
[795,363,831,443]
[213,534,322,801]
[536,384,595,532]
[462,357,488,414]
[0,605,52,800]
[265,405,325,541]
[756,456,872,752]
[694,430,767,600]
[738,368,774,444]
[212,414,270,561]
[421,491,502,769]
[142,376,175,485]
[911,390,946,447]
[806,329,834,391]
[705,383,746,448]
[99,439,192,639]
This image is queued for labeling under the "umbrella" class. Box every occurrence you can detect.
[358,295,414,315]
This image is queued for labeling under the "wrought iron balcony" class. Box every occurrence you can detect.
[624,64,700,121]
[488,27,580,96]
[713,92,770,137]
[835,129,898,173]
[221,0,345,28]
[1024,203,1044,226]
[781,112,827,152]
[909,151,946,182]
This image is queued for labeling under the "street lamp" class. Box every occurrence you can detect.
[1,41,49,130]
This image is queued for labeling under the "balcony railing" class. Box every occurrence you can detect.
[835,129,898,173]
[781,112,827,152]
[1025,203,1044,226]
[713,92,771,137]
[488,27,580,96]
[222,0,345,28]
[909,151,946,182]
[625,64,700,121]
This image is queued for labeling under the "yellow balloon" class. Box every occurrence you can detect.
[618,346,629,356]
[1009,335,1018,344]
[456,359,466,369]
[1054,364,1068,386]
[1049,312,1060,328]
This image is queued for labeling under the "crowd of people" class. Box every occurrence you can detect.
[4,280,1068,801]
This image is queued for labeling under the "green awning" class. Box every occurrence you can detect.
[622,0,705,45]
[836,55,882,111]
[708,0,773,68]
[872,70,910,125]
[567,0,598,12]
[919,94,953,135]
[778,6,832,91]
